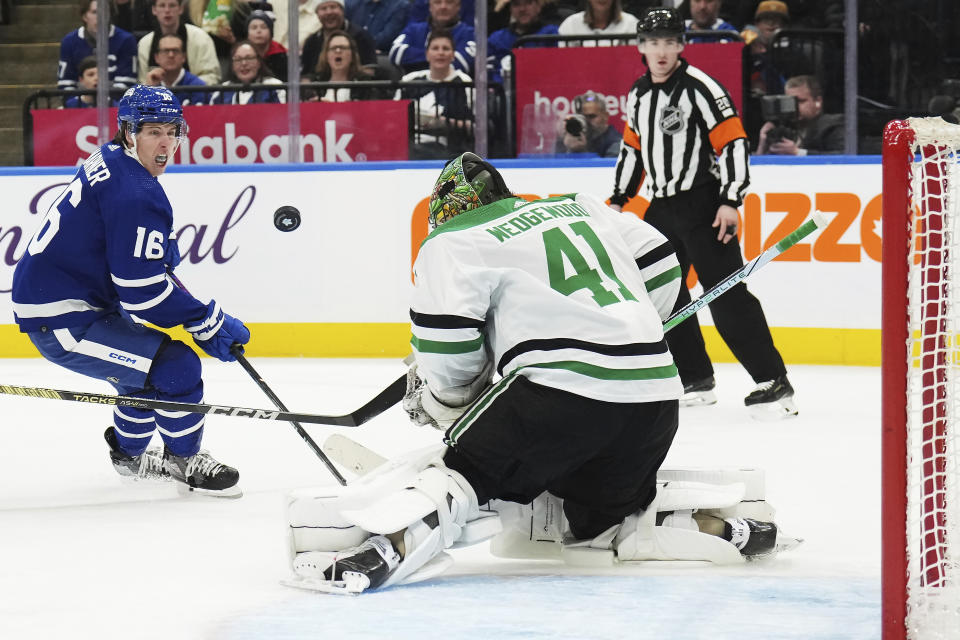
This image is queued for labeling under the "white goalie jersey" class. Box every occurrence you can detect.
[410,192,684,404]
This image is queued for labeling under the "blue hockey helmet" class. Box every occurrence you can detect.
[117,85,186,138]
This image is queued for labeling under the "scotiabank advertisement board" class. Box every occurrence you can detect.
[513,43,744,155]
[31,100,411,166]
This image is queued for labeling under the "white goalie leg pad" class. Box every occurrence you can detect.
[339,463,483,544]
[340,460,500,588]
[614,485,745,565]
[489,493,566,559]
[657,467,777,522]
[286,488,370,559]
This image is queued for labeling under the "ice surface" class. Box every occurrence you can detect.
[0,359,880,639]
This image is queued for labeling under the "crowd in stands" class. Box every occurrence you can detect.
[56,0,860,155]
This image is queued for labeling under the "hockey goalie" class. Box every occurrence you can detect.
[283,153,801,594]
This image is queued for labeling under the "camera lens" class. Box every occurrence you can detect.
[565,116,585,136]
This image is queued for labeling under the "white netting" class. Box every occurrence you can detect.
[904,117,960,639]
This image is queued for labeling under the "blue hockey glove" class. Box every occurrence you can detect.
[185,301,250,362]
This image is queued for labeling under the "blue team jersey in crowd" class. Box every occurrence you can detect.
[58,25,138,90]
[12,143,208,333]
[389,20,476,74]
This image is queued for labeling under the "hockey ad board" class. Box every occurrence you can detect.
[30,100,412,166]
[0,158,880,364]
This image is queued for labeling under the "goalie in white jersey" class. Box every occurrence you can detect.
[284,154,797,594]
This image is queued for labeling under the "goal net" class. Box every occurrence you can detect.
[882,117,960,640]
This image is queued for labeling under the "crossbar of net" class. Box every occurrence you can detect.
[905,117,960,639]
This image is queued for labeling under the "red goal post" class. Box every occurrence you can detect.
[882,118,960,640]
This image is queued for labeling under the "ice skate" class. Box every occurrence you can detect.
[104,427,171,482]
[324,535,400,592]
[163,448,241,498]
[680,376,717,407]
[285,535,401,595]
[723,517,779,559]
[744,375,797,419]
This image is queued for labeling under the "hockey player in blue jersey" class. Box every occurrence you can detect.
[11,85,249,498]
[58,0,138,91]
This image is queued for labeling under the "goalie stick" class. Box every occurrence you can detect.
[662,211,828,332]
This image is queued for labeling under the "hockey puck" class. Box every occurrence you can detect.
[274,206,302,232]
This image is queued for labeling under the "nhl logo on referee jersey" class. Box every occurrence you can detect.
[659,106,685,135]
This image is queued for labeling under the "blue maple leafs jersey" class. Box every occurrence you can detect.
[12,143,208,333]
[58,26,138,90]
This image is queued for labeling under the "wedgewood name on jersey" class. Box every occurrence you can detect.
[487,200,591,242]
[0,183,256,294]
[76,121,355,164]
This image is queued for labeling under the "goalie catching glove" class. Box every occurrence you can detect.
[402,362,493,430]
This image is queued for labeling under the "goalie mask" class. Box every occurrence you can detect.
[427,153,512,230]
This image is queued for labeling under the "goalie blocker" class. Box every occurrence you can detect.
[283,447,802,594]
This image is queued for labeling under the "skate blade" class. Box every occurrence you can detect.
[748,397,798,421]
[117,474,172,485]
[175,482,243,499]
[775,530,804,554]
[679,390,717,407]
[280,574,367,595]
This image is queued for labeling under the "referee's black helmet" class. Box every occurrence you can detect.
[637,7,685,42]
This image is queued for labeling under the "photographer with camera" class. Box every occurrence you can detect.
[609,8,795,418]
[757,75,844,155]
[556,90,622,157]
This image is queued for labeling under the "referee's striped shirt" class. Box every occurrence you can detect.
[610,58,749,208]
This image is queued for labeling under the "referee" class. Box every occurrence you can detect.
[609,7,796,418]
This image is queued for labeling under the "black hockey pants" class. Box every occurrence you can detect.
[442,375,679,541]
[643,181,787,385]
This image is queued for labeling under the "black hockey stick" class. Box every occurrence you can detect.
[230,345,347,485]
[0,374,407,427]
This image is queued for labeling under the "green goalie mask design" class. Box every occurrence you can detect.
[427,153,512,230]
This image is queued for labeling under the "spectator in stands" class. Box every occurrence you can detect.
[557,0,638,46]
[685,0,737,42]
[211,40,286,103]
[301,0,378,76]
[114,0,155,36]
[390,0,476,74]
[757,75,843,155]
[303,31,373,102]
[555,89,620,156]
[407,0,474,26]
[145,33,208,104]
[59,0,138,91]
[741,1,812,140]
[488,0,558,84]
[304,30,389,100]
[245,9,288,80]
[138,0,221,85]
[275,0,321,52]
[63,56,116,107]
[345,0,410,53]
[396,29,474,159]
